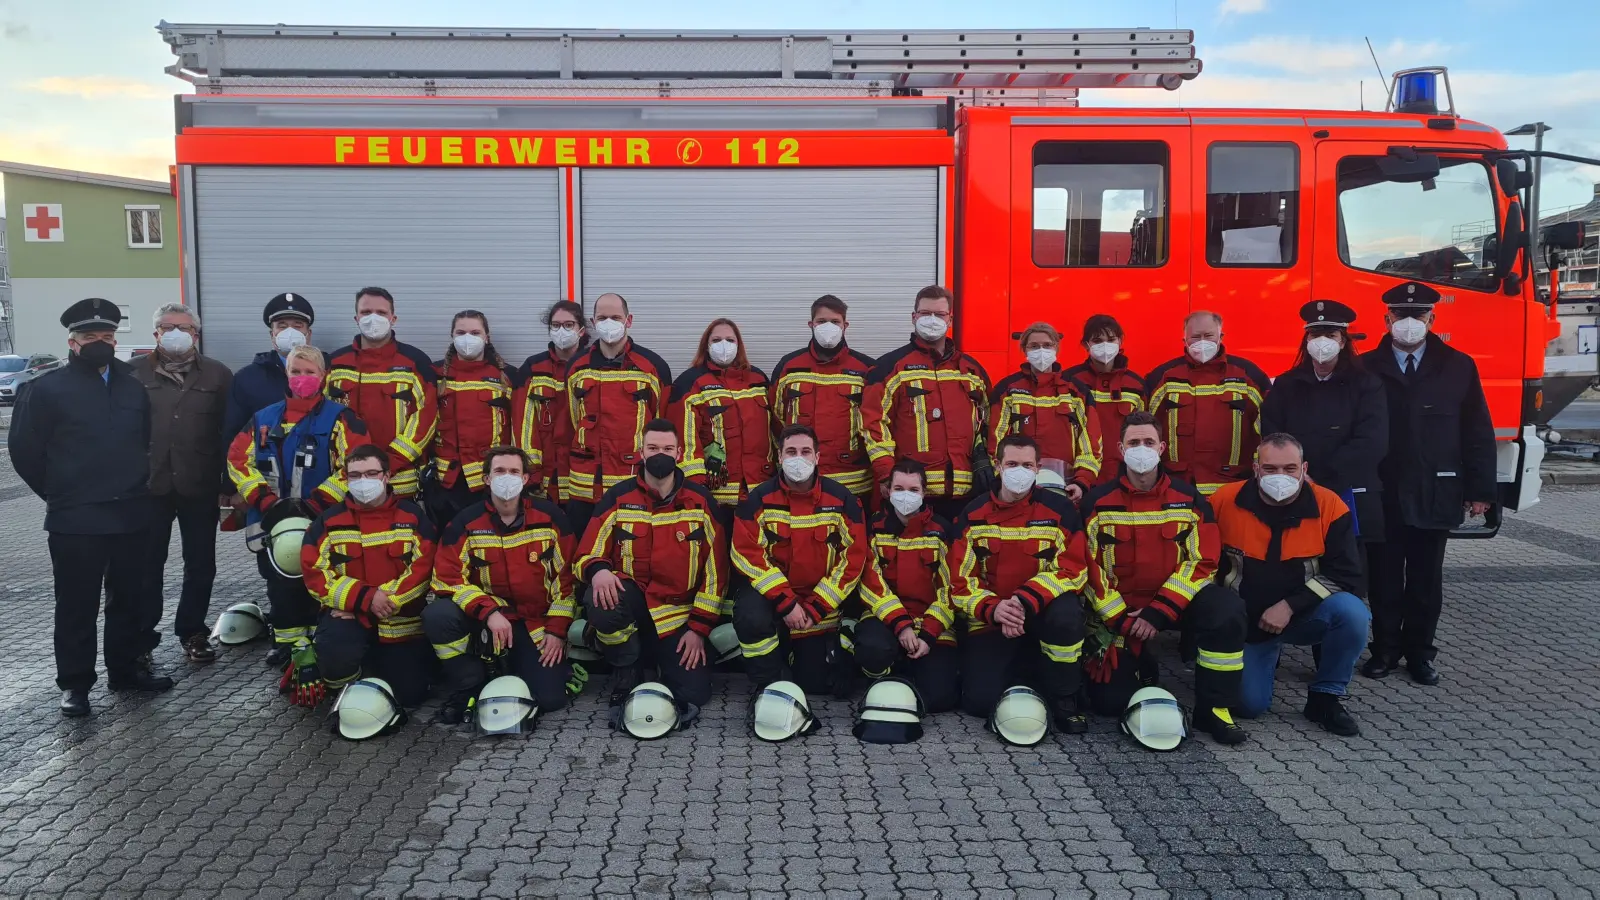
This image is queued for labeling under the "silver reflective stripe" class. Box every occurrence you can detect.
[1459,121,1496,132]
[1304,117,1426,129]
[1494,427,1518,437]
[1191,116,1304,126]
[1015,116,1187,126]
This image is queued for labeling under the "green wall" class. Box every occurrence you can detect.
[3,173,178,279]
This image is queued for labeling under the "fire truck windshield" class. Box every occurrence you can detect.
[1336,155,1499,292]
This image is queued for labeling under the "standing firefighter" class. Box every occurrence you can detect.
[1147,311,1271,495]
[1066,314,1147,487]
[515,300,589,503]
[325,287,439,499]
[990,321,1102,500]
[222,292,322,450]
[426,310,518,531]
[671,318,775,507]
[770,295,877,503]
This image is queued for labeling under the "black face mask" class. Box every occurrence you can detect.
[642,453,677,479]
[73,341,115,369]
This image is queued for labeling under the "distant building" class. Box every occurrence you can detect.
[0,214,11,354]
[0,161,178,357]
[1535,183,1600,300]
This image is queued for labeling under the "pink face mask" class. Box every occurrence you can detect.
[288,375,322,399]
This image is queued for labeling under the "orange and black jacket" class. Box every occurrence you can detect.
[949,487,1087,627]
[1210,479,1364,643]
[432,356,517,492]
[989,363,1103,491]
[564,339,672,503]
[301,494,436,642]
[1079,471,1219,630]
[769,341,877,496]
[225,395,371,516]
[513,347,580,502]
[325,338,439,496]
[731,475,868,637]
[863,336,992,499]
[856,507,957,645]
[1065,357,1147,486]
[1146,349,1271,495]
[575,472,727,638]
[669,361,775,505]
[431,496,576,644]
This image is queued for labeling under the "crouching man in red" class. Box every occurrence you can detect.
[302,444,437,708]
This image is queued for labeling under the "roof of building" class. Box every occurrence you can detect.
[0,161,169,195]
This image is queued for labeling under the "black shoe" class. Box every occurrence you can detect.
[265,645,292,667]
[435,704,466,726]
[607,666,643,706]
[1407,659,1440,686]
[1360,655,1401,679]
[60,689,90,717]
[1193,707,1248,745]
[183,634,217,664]
[1052,701,1088,735]
[108,661,174,693]
[1304,692,1360,737]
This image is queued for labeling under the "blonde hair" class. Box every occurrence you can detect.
[1017,321,1061,348]
[284,345,325,373]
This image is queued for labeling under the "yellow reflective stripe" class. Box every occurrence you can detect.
[791,610,841,640]
[1159,573,1202,602]
[649,605,691,636]
[597,622,637,646]
[741,634,781,659]
[950,535,994,618]
[525,623,549,645]
[1028,569,1086,598]
[1039,639,1083,664]
[1092,588,1127,621]
[274,626,310,648]
[1197,648,1244,672]
[433,635,470,660]
[378,616,422,640]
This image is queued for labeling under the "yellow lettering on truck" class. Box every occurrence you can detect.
[335,136,356,163]
[589,138,613,165]
[555,138,577,165]
[474,137,500,165]
[368,136,390,164]
[442,137,463,164]
[510,137,543,165]
[627,138,650,165]
[403,137,427,164]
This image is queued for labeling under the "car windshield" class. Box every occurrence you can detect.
[1336,156,1499,291]
[0,358,27,374]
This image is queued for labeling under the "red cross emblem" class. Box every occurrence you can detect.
[24,204,63,242]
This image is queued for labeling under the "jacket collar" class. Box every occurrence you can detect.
[910,334,955,363]
[808,338,848,363]
[1182,346,1231,373]
[634,469,685,506]
[1078,354,1130,377]
[1371,333,1447,381]
[481,497,530,533]
[349,335,400,361]
[877,505,931,536]
[1119,470,1171,497]
[588,337,635,368]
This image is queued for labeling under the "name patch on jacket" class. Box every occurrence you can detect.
[1165,502,1195,510]
[1028,518,1057,527]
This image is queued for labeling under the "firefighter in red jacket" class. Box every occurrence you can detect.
[1066,314,1147,487]
[863,285,992,521]
[563,292,672,538]
[732,424,869,697]
[425,446,577,723]
[1079,411,1249,744]
[325,287,439,499]
[770,294,877,502]
[670,318,775,507]
[1146,311,1271,496]
[950,434,1089,731]
[302,444,436,709]
[853,459,959,712]
[989,322,1102,501]
[514,300,589,504]
[576,418,726,720]
[426,310,518,530]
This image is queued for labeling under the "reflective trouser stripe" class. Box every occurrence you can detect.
[433,635,470,661]
[326,667,361,688]
[274,626,311,649]
[1197,648,1244,672]
[1040,639,1084,664]
[741,634,781,659]
[597,623,637,646]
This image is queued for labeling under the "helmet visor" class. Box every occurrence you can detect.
[211,607,266,644]
[1122,697,1187,751]
[753,690,815,742]
[623,687,678,740]
[476,695,538,735]
[332,682,402,740]
[853,709,924,745]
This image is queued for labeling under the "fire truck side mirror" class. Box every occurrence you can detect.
[1494,200,1525,282]
[1376,148,1441,184]
[1494,158,1531,196]
[1542,221,1586,251]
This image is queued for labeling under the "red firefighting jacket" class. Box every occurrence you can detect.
[431,496,576,644]
[856,507,956,645]
[1079,471,1220,629]
[863,336,991,499]
[1146,349,1271,495]
[325,337,439,496]
[575,472,727,638]
[514,346,581,502]
[769,341,877,496]
[989,363,1103,490]
[565,339,672,503]
[949,488,1088,627]
[1065,357,1148,486]
[669,361,775,505]
[432,356,517,491]
[302,494,436,642]
[731,475,869,637]
[225,395,371,515]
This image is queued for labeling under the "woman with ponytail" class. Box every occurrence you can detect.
[426,310,518,531]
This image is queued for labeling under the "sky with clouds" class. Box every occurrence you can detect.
[2,0,1598,211]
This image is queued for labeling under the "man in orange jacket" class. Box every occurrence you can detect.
[1146,311,1270,495]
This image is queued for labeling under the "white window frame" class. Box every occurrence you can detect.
[125,205,164,249]
[117,304,132,333]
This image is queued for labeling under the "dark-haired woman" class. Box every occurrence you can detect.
[1065,314,1147,486]
[669,318,775,507]
[426,310,518,531]
[515,300,590,505]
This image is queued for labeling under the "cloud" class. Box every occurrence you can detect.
[2,20,28,40]
[22,76,168,101]
[1205,36,1451,78]
[1218,0,1268,15]
[0,129,172,182]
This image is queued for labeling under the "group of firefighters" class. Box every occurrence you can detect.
[12,276,1498,747]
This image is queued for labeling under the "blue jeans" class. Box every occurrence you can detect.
[1238,592,1371,718]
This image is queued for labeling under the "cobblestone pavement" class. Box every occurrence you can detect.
[0,453,1596,899]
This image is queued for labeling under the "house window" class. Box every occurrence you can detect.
[117,304,132,333]
[126,206,164,249]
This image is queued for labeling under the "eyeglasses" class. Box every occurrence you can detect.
[156,323,198,334]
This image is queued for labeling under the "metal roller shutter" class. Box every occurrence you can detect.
[194,167,561,369]
[579,168,939,375]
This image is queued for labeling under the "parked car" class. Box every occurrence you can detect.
[0,354,64,406]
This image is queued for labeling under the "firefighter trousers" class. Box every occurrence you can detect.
[256,551,319,650]
[732,586,850,697]
[420,598,571,713]
[314,613,433,708]
[582,581,712,708]
[959,592,1085,717]
[1366,521,1448,664]
[852,616,960,714]
[1084,582,1247,716]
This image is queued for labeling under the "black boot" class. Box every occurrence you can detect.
[607,666,643,706]
[108,657,174,693]
[1359,654,1401,679]
[60,689,91,717]
[1193,707,1248,745]
[434,657,481,725]
[1304,691,1360,737]
[1052,698,1088,735]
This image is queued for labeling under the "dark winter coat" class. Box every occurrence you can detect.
[1260,359,1388,542]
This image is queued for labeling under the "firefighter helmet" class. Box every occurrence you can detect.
[852,676,924,744]
[265,515,313,579]
[211,602,266,645]
[988,685,1049,746]
[621,682,678,739]
[333,678,406,741]
[565,617,604,663]
[475,675,538,735]
[1121,686,1188,752]
[1033,468,1068,494]
[708,623,742,664]
[753,680,819,742]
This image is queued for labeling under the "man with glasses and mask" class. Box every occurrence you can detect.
[10,299,168,716]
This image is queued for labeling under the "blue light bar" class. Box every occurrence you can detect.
[1394,71,1439,115]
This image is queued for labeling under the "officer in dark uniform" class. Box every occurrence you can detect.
[223,293,320,448]
[8,299,171,716]
[1359,281,1496,686]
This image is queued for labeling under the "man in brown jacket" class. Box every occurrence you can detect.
[130,303,234,662]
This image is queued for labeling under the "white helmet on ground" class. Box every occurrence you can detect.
[1121,686,1188,751]
[211,602,267,645]
[753,680,819,742]
[708,623,742,665]
[853,676,925,744]
[475,675,538,735]
[988,685,1049,746]
[333,678,406,741]
[621,682,678,739]
[265,515,313,579]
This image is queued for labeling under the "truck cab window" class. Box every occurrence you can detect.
[1206,143,1299,267]
[1336,156,1498,291]
[1033,141,1168,268]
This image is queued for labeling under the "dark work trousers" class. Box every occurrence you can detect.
[314,613,433,708]
[583,581,712,708]
[255,551,321,651]
[852,616,960,714]
[565,500,596,548]
[420,598,571,713]
[732,586,846,697]
[1084,582,1248,716]
[423,476,483,534]
[959,593,1086,717]
[48,531,155,691]
[143,491,220,643]
[1366,521,1450,664]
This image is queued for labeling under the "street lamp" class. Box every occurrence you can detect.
[1507,122,1551,263]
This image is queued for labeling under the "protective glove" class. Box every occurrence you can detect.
[704,442,728,489]
[288,645,325,708]
[1085,644,1121,684]
[565,662,589,699]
